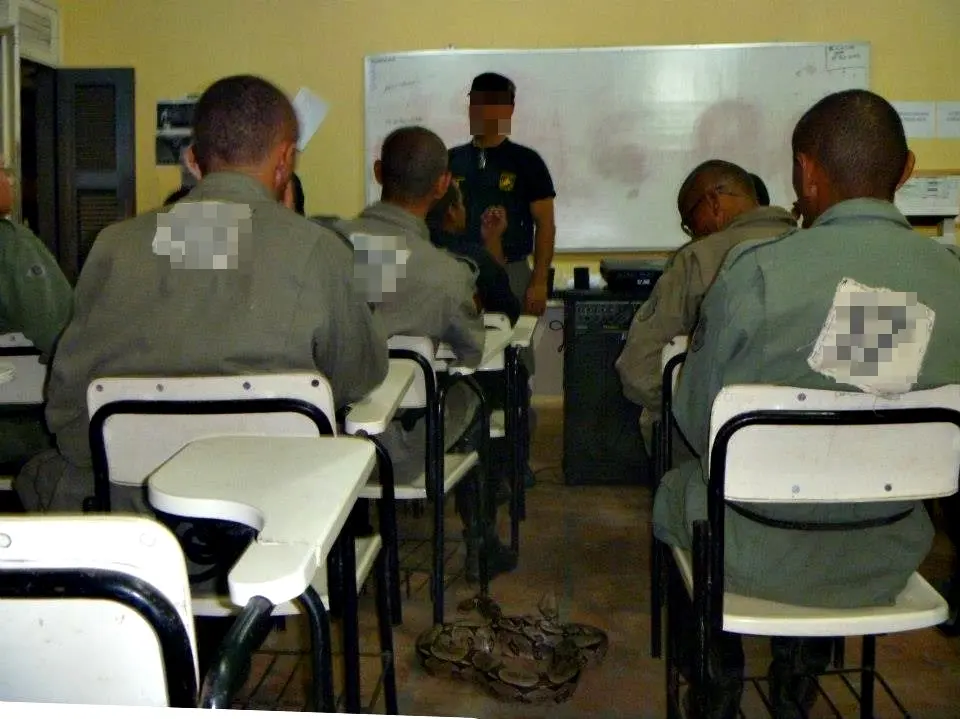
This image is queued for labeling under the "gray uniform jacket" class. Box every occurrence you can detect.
[616,206,797,444]
[335,202,485,483]
[17,172,388,512]
[0,219,73,357]
[654,199,960,608]
[0,220,73,466]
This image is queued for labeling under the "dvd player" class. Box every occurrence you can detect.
[599,258,665,293]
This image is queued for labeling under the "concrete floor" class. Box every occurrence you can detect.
[239,400,960,717]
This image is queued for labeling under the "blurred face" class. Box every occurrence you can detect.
[791,153,811,227]
[282,177,296,211]
[0,169,12,216]
[679,189,712,238]
[446,184,467,233]
[267,133,298,202]
[679,183,747,238]
[792,151,826,228]
[469,91,514,136]
[183,145,202,181]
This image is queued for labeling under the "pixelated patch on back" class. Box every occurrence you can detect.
[152,201,252,270]
[350,233,410,303]
[807,277,935,395]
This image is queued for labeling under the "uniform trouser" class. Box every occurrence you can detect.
[504,259,537,458]
[0,415,55,472]
[378,387,501,543]
[937,494,960,613]
[504,259,536,377]
[452,418,500,541]
[674,584,833,718]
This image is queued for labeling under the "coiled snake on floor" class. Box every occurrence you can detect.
[415,594,608,703]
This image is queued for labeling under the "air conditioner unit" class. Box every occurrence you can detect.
[0,0,59,67]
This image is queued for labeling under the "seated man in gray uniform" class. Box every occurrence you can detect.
[655,89,960,718]
[616,160,796,450]
[16,74,388,515]
[0,169,73,472]
[336,126,518,582]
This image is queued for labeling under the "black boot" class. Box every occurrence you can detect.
[767,637,831,718]
[675,600,745,719]
[456,470,518,584]
[463,530,518,584]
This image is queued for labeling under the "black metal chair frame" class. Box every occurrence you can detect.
[650,350,687,659]
[503,344,529,553]
[0,566,201,707]
[84,395,398,715]
[0,343,49,476]
[664,405,960,719]
[390,348,492,626]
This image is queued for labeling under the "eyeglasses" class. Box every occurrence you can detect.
[680,185,745,237]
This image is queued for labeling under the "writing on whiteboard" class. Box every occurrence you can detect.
[826,44,866,71]
[384,80,419,93]
[385,116,425,128]
[364,43,871,251]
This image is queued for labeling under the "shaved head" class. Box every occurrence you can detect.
[379,126,449,203]
[677,159,758,214]
[792,90,909,200]
[192,75,298,174]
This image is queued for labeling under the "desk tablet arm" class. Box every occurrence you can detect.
[510,315,539,348]
[448,327,514,375]
[228,541,318,608]
[344,359,417,436]
[483,312,512,331]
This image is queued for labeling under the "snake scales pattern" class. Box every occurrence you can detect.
[415,594,608,704]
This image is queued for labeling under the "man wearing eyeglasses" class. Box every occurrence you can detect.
[616,160,796,450]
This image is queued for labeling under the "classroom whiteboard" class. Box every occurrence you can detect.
[364,42,870,252]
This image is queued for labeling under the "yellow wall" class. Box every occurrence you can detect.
[59,0,960,270]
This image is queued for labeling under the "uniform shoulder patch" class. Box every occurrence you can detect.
[637,294,657,322]
[27,263,45,278]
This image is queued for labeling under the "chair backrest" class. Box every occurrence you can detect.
[387,336,437,409]
[709,384,960,503]
[0,515,198,706]
[0,332,36,350]
[483,312,511,331]
[87,374,337,489]
[0,333,46,405]
[660,335,688,397]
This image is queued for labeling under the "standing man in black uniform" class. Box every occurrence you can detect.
[449,72,555,490]
[449,72,556,317]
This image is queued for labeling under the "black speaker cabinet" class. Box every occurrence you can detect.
[561,291,654,486]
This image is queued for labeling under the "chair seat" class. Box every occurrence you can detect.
[192,535,382,618]
[672,547,949,637]
[489,409,505,439]
[359,451,479,501]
